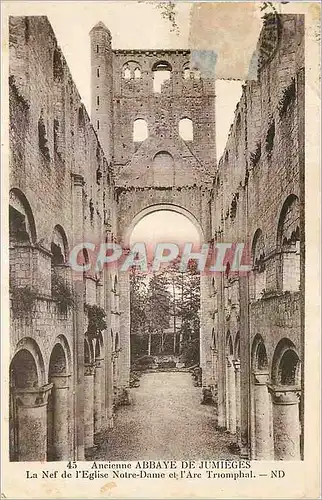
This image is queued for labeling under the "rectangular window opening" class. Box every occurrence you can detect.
[97,120,100,130]
[97,68,100,78]
[96,45,99,53]
[97,96,100,106]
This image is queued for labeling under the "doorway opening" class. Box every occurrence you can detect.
[129,209,201,372]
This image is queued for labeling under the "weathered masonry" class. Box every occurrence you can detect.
[9,13,304,461]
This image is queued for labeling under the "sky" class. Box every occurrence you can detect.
[130,211,200,247]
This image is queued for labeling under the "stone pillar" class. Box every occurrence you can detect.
[210,347,218,400]
[253,372,273,460]
[14,384,52,461]
[270,386,301,460]
[118,272,130,390]
[212,348,218,384]
[50,375,71,460]
[239,273,250,457]
[103,266,114,428]
[84,364,95,449]
[227,357,237,434]
[105,334,114,428]
[71,173,85,460]
[94,358,103,434]
[234,360,241,442]
[100,355,106,430]
[216,272,226,429]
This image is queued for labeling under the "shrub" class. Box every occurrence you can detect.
[135,355,155,366]
[51,273,75,315]
[10,285,37,318]
[85,304,107,337]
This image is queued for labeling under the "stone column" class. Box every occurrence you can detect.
[210,347,216,386]
[50,375,71,460]
[234,360,241,442]
[118,272,130,390]
[253,372,273,460]
[227,357,237,434]
[14,383,52,461]
[270,386,301,460]
[100,355,106,430]
[105,338,114,429]
[84,364,95,449]
[94,358,103,434]
[216,270,226,429]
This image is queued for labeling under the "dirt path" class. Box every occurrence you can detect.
[89,371,239,461]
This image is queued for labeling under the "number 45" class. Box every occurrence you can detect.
[67,461,77,469]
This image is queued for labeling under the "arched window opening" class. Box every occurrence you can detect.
[252,229,266,300]
[235,333,240,359]
[113,275,118,292]
[84,340,91,365]
[53,49,64,82]
[51,242,64,266]
[9,206,29,243]
[193,69,201,81]
[9,189,36,243]
[134,67,141,79]
[212,329,217,350]
[277,195,300,292]
[123,61,141,80]
[183,62,190,80]
[257,342,268,371]
[123,67,131,79]
[226,334,233,356]
[179,118,193,141]
[251,335,268,373]
[133,119,148,142]
[51,225,68,266]
[279,350,300,385]
[152,61,172,93]
[38,111,50,162]
[95,338,101,360]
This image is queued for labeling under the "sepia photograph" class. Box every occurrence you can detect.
[1,1,321,498]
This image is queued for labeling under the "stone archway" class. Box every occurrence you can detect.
[47,338,71,461]
[251,334,273,460]
[9,339,50,461]
[122,203,205,248]
[270,338,301,460]
[117,201,213,395]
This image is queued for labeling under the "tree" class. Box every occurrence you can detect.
[130,270,148,359]
[167,261,200,362]
[130,261,200,363]
[145,273,171,355]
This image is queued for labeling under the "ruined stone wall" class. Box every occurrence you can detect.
[211,14,304,458]
[112,50,216,178]
[9,16,117,461]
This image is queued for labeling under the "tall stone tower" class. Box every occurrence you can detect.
[90,21,113,162]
